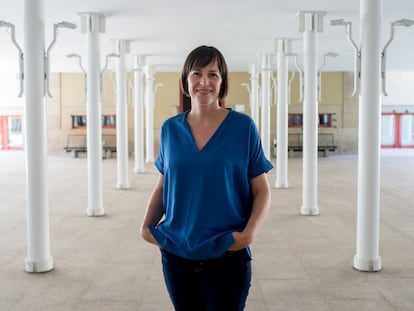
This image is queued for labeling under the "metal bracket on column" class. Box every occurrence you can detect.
[66,53,86,102]
[130,55,146,109]
[274,38,294,105]
[318,52,338,102]
[285,53,303,103]
[0,21,24,97]
[260,54,273,108]
[101,53,119,100]
[241,83,251,94]
[45,21,77,97]
[328,19,360,96]
[381,19,414,96]
[271,70,277,106]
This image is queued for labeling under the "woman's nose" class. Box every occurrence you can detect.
[200,74,209,85]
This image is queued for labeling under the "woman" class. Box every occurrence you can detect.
[141,45,273,311]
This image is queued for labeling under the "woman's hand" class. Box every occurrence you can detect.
[141,226,161,247]
[227,174,271,252]
[228,231,253,251]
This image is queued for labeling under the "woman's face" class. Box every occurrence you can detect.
[187,61,222,106]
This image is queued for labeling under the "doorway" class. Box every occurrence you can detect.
[0,115,23,150]
[381,112,414,148]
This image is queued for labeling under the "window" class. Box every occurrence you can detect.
[288,114,303,127]
[381,112,414,148]
[288,113,333,128]
[0,115,23,150]
[72,115,116,129]
[319,113,332,127]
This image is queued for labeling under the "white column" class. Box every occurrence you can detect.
[260,54,272,159]
[354,0,382,272]
[249,64,259,127]
[80,13,106,217]
[114,40,130,189]
[297,11,325,216]
[134,55,145,173]
[275,39,291,188]
[23,0,53,273]
[145,65,155,163]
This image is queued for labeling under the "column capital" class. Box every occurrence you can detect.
[273,38,294,54]
[297,11,326,33]
[260,54,273,71]
[113,40,131,54]
[145,64,155,79]
[133,55,146,67]
[249,64,258,77]
[78,12,108,33]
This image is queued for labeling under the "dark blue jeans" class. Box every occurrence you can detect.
[161,248,252,311]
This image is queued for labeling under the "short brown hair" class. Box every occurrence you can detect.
[181,45,229,102]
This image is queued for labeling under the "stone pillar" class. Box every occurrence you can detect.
[275,38,292,189]
[23,0,53,273]
[114,40,130,189]
[145,65,155,163]
[297,11,326,216]
[260,54,272,159]
[354,0,382,272]
[79,13,106,216]
[134,55,145,173]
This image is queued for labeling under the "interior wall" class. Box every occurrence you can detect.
[48,70,357,155]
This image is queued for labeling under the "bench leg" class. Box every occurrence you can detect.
[74,150,79,158]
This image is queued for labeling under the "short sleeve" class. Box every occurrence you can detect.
[154,125,165,174]
[248,121,273,179]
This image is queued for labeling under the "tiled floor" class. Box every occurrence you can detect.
[1,150,414,310]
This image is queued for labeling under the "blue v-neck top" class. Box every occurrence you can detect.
[150,109,273,260]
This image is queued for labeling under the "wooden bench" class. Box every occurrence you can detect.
[64,134,87,158]
[64,134,117,158]
[102,134,116,159]
[274,133,337,157]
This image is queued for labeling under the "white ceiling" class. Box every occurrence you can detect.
[1,0,414,74]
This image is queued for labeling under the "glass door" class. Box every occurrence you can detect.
[381,114,395,147]
[0,115,23,150]
[381,112,414,148]
[400,114,414,147]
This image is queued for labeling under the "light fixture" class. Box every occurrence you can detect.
[45,21,77,97]
[101,53,120,73]
[382,18,414,96]
[329,18,359,96]
[318,52,339,102]
[284,53,303,103]
[393,18,414,27]
[54,21,77,29]
[66,53,86,73]
[241,83,251,94]
[100,53,120,100]
[66,53,86,101]
[155,83,164,94]
[0,20,24,97]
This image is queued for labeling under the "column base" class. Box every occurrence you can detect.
[87,207,105,217]
[300,206,320,216]
[25,256,54,273]
[116,183,130,190]
[134,168,145,173]
[353,255,382,272]
[275,181,289,188]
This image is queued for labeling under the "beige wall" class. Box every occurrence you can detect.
[47,70,359,155]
